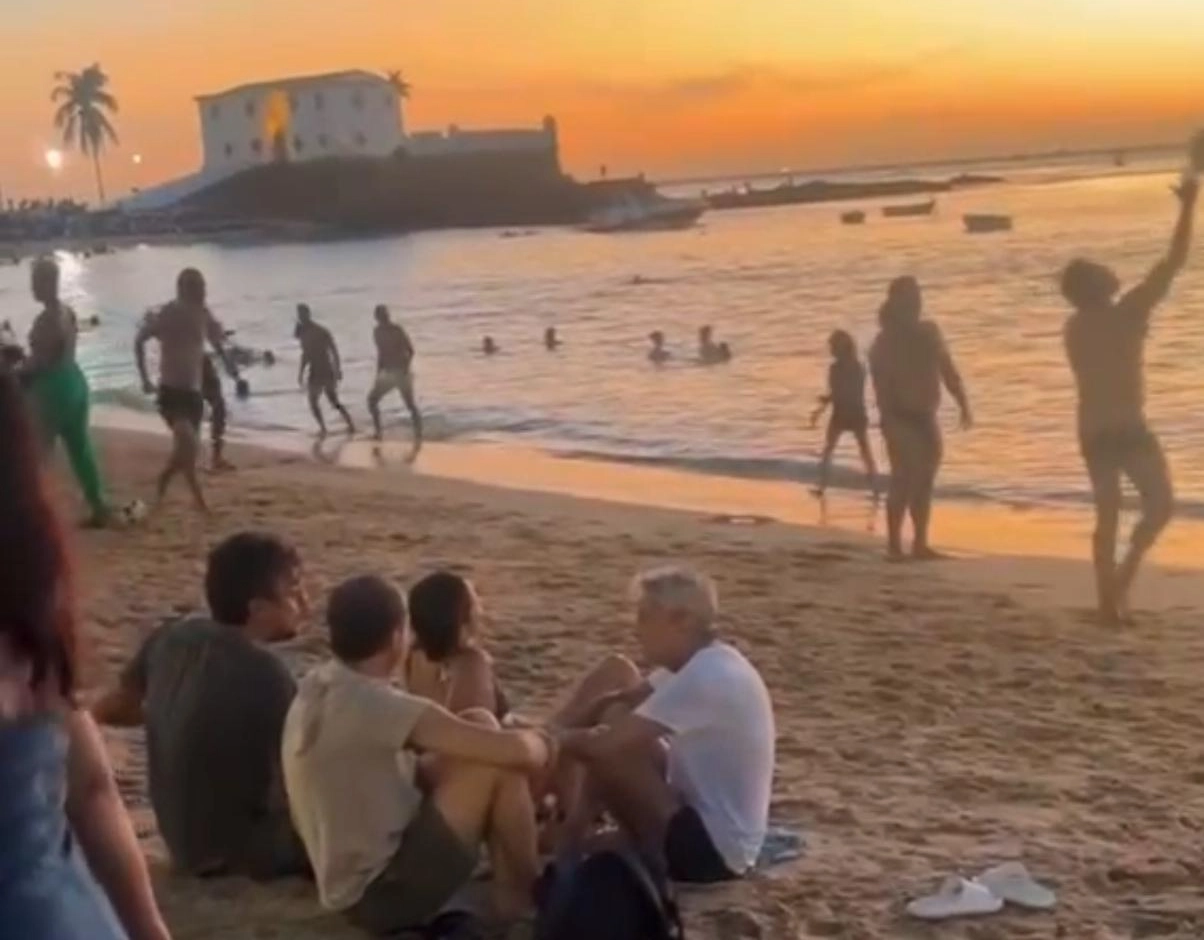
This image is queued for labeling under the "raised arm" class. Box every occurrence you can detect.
[1121,176,1198,314]
[65,711,171,940]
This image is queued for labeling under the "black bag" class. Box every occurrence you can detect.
[534,848,685,940]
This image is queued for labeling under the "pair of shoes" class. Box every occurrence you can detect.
[906,863,1056,921]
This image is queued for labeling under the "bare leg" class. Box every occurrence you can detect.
[208,393,233,471]
[854,427,879,498]
[326,384,355,435]
[910,419,944,559]
[1086,454,1122,624]
[814,425,840,496]
[429,709,539,920]
[399,380,424,451]
[550,655,643,731]
[367,385,385,441]
[173,420,208,513]
[307,385,327,438]
[881,424,909,560]
[1114,441,1174,618]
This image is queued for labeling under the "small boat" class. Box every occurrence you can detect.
[840,210,866,225]
[963,213,1013,234]
[585,192,706,233]
[882,199,936,218]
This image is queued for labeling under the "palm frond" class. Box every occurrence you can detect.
[52,102,74,129]
[92,109,119,144]
[92,90,119,113]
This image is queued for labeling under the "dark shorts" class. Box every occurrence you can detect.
[664,806,736,885]
[158,387,205,430]
[345,800,477,936]
[306,367,337,395]
[829,409,869,436]
[1081,423,1159,467]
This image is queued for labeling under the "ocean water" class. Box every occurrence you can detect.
[4,156,1203,517]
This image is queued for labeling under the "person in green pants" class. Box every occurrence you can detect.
[24,257,109,527]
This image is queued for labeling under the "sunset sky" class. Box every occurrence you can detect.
[5,0,1203,201]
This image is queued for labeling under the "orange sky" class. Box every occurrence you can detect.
[5,0,1204,202]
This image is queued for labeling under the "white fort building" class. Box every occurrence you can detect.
[125,69,557,209]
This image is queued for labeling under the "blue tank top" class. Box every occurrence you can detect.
[0,716,128,940]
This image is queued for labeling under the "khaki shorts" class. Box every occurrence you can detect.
[371,368,414,401]
[344,800,477,935]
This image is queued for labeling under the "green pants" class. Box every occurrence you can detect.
[29,361,106,515]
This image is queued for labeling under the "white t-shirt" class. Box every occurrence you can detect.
[637,642,775,873]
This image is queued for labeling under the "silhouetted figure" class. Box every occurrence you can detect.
[295,303,354,439]
[716,341,733,363]
[648,331,670,365]
[200,354,233,472]
[1062,177,1197,623]
[544,327,561,351]
[811,329,878,498]
[482,336,499,356]
[869,277,971,560]
[698,325,720,364]
[367,305,422,447]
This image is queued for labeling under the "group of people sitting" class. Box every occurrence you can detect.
[77,528,774,936]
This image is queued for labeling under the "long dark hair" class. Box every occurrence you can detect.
[0,370,77,700]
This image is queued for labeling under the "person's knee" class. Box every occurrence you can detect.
[594,654,642,692]
[1145,489,1174,532]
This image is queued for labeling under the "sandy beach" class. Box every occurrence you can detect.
[67,427,1204,940]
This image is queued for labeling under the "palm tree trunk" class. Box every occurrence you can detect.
[92,152,106,207]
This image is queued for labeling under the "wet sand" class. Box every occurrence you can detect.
[68,427,1204,939]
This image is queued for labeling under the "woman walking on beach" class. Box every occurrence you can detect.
[24,257,109,526]
[0,369,170,940]
[810,329,878,498]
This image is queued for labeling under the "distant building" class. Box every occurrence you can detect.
[197,70,405,176]
[120,70,560,210]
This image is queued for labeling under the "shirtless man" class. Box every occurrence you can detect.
[869,277,972,560]
[1062,177,1197,624]
[135,269,236,512]
[296,304,354,438]
[367,305,422,446]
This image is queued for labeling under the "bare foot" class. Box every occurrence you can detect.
[912,546,950,562]
[886,546,907,563]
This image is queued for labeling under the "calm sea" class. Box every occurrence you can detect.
[4,153,1203,516]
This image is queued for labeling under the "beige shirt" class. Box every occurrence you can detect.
[281,660,430,910]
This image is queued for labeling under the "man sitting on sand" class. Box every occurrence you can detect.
[93,532,310,880]
[296,303,355,438]
[869,276,972,561]
[1062,176,1197,624]
[282,575,552,936]
[135,268,237,512]
[554,566,774,883]
[367,305,422,447]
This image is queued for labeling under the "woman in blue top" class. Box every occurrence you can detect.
[0,365,170,940]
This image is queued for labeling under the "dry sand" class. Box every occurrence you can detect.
[66,429,1204,939]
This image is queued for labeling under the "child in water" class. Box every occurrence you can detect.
[810,329,878,497]
[405,571,512,722]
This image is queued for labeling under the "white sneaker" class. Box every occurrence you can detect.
[975,862,1057,911]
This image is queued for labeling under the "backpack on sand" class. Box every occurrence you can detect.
[534,848,685,940]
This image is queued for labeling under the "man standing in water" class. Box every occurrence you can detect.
[135,269,236,512]
[1062,177,1197,624]
[869,277,972,561]
[295,304,355,438]
[367,305,422,448]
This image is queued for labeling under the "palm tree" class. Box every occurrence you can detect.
[51,64,119,207]
[384,70,412,100]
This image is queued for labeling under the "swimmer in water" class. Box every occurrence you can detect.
[544,327,561,351]
[482,336,499,356]
[868,276,972,561]
[648,331,670,365]
[1062,175,1197,624]
[810,329,878,498]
